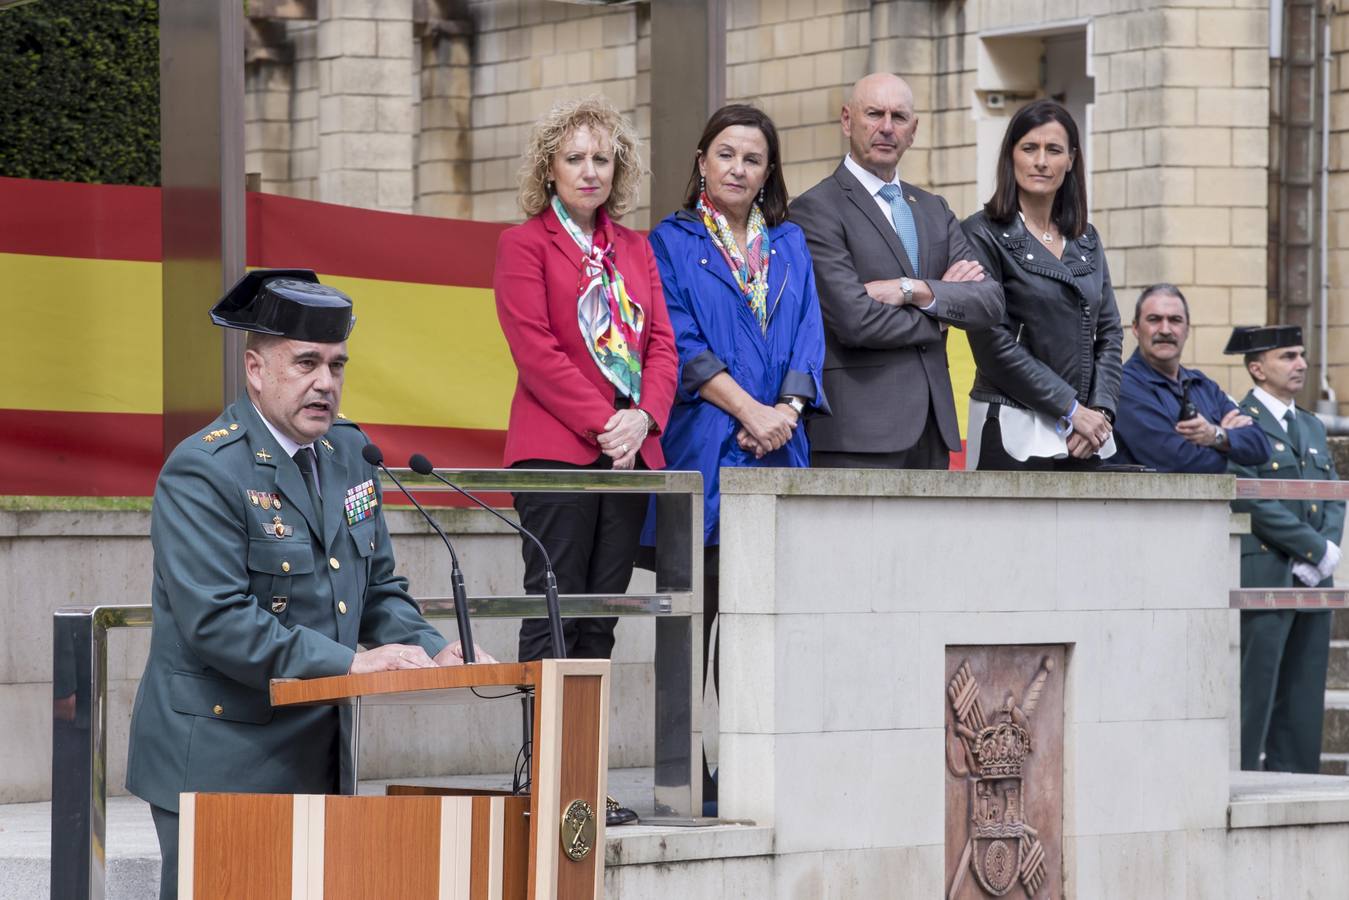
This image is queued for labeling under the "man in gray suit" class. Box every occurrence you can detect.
[790,73,1004,468]
[127,270,493,898]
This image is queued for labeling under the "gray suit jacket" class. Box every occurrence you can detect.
[126,399,448,812]
[790,161,1003,454]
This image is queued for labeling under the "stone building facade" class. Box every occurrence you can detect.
[243,0,1346,406]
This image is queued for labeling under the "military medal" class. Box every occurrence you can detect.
[271,493,282,509]
[262,515,293,539]
[249,490,260,506]
[260,493,272,510]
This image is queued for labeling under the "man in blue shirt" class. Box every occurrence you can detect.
[1114,284,1271,472]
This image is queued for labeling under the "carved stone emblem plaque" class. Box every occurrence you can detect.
[945,645,1064,899]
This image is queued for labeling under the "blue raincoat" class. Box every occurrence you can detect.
[642,209,829,546]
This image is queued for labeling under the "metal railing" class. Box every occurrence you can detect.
[1229,477,1349,609]
[51,468,703,900]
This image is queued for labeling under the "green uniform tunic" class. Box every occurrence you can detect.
[127,399,447,812]
[1230,390,1345,772]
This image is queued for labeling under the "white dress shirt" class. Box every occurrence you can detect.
[1252,386,1294,432]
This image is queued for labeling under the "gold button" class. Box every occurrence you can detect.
[369,541,375,551]
[1308,551,1315,559]
[1272,462,1279,471]
[281,561,291,573]
[338,601,348,614]
[329,557,340,570]
[212,705,223,716]
[229,423,238,431]
[1312,504,1319,513]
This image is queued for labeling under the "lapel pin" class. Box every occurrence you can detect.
[271,597,288,614]
[256,449,272,462]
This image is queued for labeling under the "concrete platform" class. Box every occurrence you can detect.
[8,768,770,899]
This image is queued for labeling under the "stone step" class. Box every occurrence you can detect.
[1320,753,1349,776]
[1328,641,1349,690]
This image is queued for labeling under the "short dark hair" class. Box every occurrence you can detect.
[1133,283,1190,324]
[682,104,789,226]
[984,99,1088,240]
[1244,351,1262,368]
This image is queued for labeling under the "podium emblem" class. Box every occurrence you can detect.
[560,799,596,861]
[946,651,1061,899]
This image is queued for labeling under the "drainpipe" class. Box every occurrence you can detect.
[1318,9,1336,421]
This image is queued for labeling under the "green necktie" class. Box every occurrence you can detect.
[1283,409,1303,456]
[293,447,322,517]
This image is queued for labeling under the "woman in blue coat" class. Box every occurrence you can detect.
[645,104,828,809]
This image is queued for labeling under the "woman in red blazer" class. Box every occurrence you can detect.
[494,95,676,671]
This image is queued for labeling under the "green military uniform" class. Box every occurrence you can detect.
[126,399,447,810]
[1230,389,1345,772]
[127,269,450,898]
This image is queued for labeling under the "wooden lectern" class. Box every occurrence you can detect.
[177,659,610,899]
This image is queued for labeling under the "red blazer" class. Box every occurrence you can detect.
[494,207,677,468]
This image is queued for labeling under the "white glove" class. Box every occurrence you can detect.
[1319,541,1342,581]
[1292,561,1323,587]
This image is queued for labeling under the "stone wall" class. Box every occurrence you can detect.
[240,0,1289,397]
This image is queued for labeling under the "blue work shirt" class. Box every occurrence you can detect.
[641,210,829,545]
[1113,349,1271,472]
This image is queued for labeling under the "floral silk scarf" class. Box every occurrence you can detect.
[552,195,644,402]
[697,191,770,333]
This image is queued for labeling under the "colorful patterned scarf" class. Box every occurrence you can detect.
[552,195,644,402]
[698,191,770,332]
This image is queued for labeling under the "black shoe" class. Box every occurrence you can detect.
[605,795,639,827]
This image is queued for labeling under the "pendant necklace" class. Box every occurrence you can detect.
[1018,210,1057,246]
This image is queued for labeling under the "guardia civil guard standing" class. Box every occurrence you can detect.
[127,270,494,899]
[1227,325,1345,773]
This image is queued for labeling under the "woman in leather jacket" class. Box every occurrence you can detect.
[961,100,1123,470]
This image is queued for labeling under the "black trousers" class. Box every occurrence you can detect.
[512,457,647,661]
[975,411,1103,472]
[811,406,951,470]
[1241,609,1331,772]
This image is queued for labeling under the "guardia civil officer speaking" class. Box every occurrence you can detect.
[125,270,496,900]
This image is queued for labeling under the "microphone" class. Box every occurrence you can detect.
[407,453,567,660]
[361,443,475,664]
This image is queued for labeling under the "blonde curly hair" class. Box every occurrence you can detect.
[517,95,643,220]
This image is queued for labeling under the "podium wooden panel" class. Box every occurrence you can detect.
[178,660,609,900]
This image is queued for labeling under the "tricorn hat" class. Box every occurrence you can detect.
[209,269,355,343]
[1223,325,1302,355]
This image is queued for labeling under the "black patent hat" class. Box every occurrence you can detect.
[209,269,355,342]
[1223,325,1303,355]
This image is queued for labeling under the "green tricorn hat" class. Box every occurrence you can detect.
[209,269,355,343]
[1223,325,1303,355]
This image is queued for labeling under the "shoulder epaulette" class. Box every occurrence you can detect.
[195,421,246,453]
[333,413,361,429]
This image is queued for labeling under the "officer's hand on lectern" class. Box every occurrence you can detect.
[434,641,499,666]
[349,643,437,674]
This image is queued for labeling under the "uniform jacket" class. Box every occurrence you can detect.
[1230,390,1346,587]
[789,161,1004,454]
[962,210,1123,420]
[1114,350,1271,472]
[127,399,447,812]
[493,206,678,468]
[644,210,829,545]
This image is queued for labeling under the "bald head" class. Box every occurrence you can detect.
[842,73,918,181]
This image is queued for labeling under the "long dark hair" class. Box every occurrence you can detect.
[682,104,789,226]
[984,99,1088,240]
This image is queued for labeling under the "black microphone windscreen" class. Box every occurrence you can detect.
[408,453,434,475]
[361,443,384,466]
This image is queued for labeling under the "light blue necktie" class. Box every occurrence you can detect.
[878,183,919,276]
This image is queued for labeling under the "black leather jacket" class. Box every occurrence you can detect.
[961,210,1123,419]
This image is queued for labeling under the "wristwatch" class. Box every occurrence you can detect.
[1213,426,1228,451]
[781,396,806,417]
[899,277,915,304]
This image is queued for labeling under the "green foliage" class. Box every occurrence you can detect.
[0,0,160,185]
